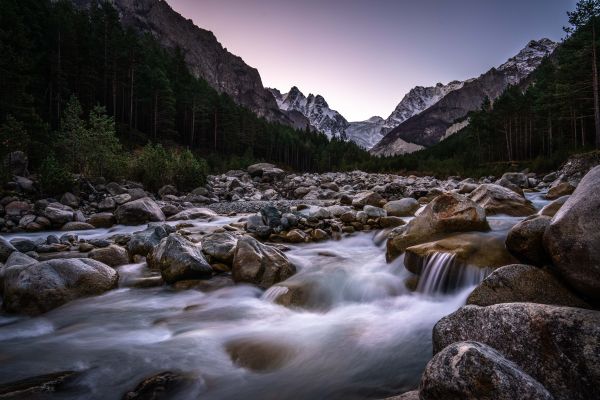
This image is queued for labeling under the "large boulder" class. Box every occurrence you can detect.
[3,258,118,315]
[147,234,213,283]
[167,207,216,221]
[352,191,384,208]
[387,193,489,261]
[505,215,551,265]
[420,341,553,400]
[543,166,600,301]
[247,163,284,181]
[88,212,116,228]
[546,182,575,200]
[539,195,569,217]
[469,184,536,216]
[467,264,589,308]
[44,202,74,226]
[0,237,16,263]
[89,245,129,267]
[127,224,174,258]
[201,232,238,264]
[114,197,165,225]
[433,303,600,400]
[232,236,296,288]
[383,198,419,217]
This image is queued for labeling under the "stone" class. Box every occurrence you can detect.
[311,228,328,241]
[9,238,37,253]
[4,201,31,218]
[505,215,551,265]
[167,207,216,221]
[363,205,386,218]
[4,251,37,268]
[89,245,129,267]
[247,162,276,177]
[4,151,29,176]
[433,303,600,400]
[419,341,553,400]
[543,166,600,300]
[147,234,213,283]
[469,184,536,216]
[61,222,95,231]
[88,212,116,228]
[158,184,178,198]
[379,216,406,228]
[387,193,489,261]
[494,177,524,196]
[127,224,174,258]
[0,371,79,399]
[98,197,116,211]
[352,191,384,208]
[546,182,575,200]
[113,193,132,205]
[381,391,420,400]
[114,197,165,225]
[539,195,569,217]
[3,258,118,315]
[499,172,530,188]
[467,264,589,308]
[105,182,126,196]
[44,203,74,226]
[232,236,296,288]
[122,371,196,400]
[285,229,308,243]
[245,215,272,239]
[0,237,16,263]
[60,192,80,208]
[383,198,419,217]
[201,232,238,264]
[260,205,282,228]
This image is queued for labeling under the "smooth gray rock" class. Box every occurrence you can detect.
[114,197,165,225]
[127,224,174,258]
[383,198,419,217]
[147,234,213,283]
[0,237,17,262]
[506,216,551,265]
[470,184,536,216]
[201,232,238,264]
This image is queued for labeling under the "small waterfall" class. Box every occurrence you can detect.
[262,285,289,302]
[415,252,488,295]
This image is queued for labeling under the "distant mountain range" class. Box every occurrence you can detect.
[75,0,557,157]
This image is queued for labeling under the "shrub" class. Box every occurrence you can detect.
[172,149,208,191]
[39,155,74,195]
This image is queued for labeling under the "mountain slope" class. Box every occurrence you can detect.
[73,0,308,129]
[371,38,557,156]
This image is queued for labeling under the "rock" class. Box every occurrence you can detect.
[245,215,272,239]
[88,212,116,228]
[232,236,296,288]
[114,197,165,225]
[420,341,553,400]
[89,245,129,267]
[308,206,332,219]
[4,151,29,176]
[380,216,406,228]
[383,198,419,217]
[500,172,530,188]
[469,184,536,216]
[247,163,276,177]
[433,303,600,400]
[260,205,282,228]
[158,184,178,198]
[105,182,126,196]
[381,392,420,400]
[61,221,95,231]
[122,371,197,400]
[404,233,516,275]
[44,203,74,226]
[467,264,589,308]
[201,232,238,264]
[505,216,551,265]
[311,228,328,241]
[5,200,31,218]
[363,205,386,218]
[147,234,213,283]
[60,192,79,208]
[546,182,575,200]
[0,237,17,262]
[225,337,298,372]
[98,197,116,210]
[113,193,132,205]
[543,166,600,300]
[9,238,37,253]
[285,229,308,243]
[167,207,216,221]
[539,195,569,217]
[0,371,79,399]
[3,258,118,315]
[494,177,524,196]
[387,193,489,261]
[352,191,384,208]
[127,224,174,258]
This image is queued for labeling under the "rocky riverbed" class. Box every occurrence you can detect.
[0,154,599,399]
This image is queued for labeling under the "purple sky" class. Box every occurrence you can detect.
[169,0,576,121]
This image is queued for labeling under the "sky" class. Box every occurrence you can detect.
[168,0,577,122]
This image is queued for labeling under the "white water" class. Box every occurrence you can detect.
[0,191,551,399]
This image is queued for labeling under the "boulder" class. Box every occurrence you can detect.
[352,191,383,208]
[469,184,536,216]
[122,371,197,400]
[546,182,575,200]
[247,163,277,178]
[98,197,117,211]
[44,203,74,226]
[505,216,551,265]
[383,198,419,217]
[88,212,115,228]
[61,222,95,231]
[201,232,238,264]
[420,341,553,400]
[0,237,17,263]
[539,195,569,217]
[60,192,79,208]
[467,264,589,308]
[433,303,600,400]
[245,215,272,239]
[494,177,524,196]
[127,224,174,258]
[543,166,600,300]
[9,238,37,253]
[387,193,489,261]
[363,205,386,219]
[285,229,308,243]
[114,197,165,225]
[158,184,178,198]
[5,200,31,218]
[89,245,129,267]
[3,258,118,315]
[167,207,216,221]
[232,236,296,288]
[147,234,213,283]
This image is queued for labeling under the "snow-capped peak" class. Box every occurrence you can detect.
[498,38,558,85]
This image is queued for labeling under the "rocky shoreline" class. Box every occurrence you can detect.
[0,153,599,398]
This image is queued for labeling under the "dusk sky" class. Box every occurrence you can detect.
[169,0,576,121]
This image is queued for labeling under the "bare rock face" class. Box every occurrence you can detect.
[469,183,536,216]
[544,166,600,301]
[467,264,589,308]
[387,193,489,260]
[3,258,118,315]
[433,303,600,400]
[420,341,553,400]
[232,236,296,288]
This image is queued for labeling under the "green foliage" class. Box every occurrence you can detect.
[38,154,74,195]
[172,149,208,191]
[86,105,123,178]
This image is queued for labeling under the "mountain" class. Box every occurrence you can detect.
[268,87,349,140]
[370,38,558,156]
[73,0,308,130]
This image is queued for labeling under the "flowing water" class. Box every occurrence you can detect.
[0,192,551,399]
